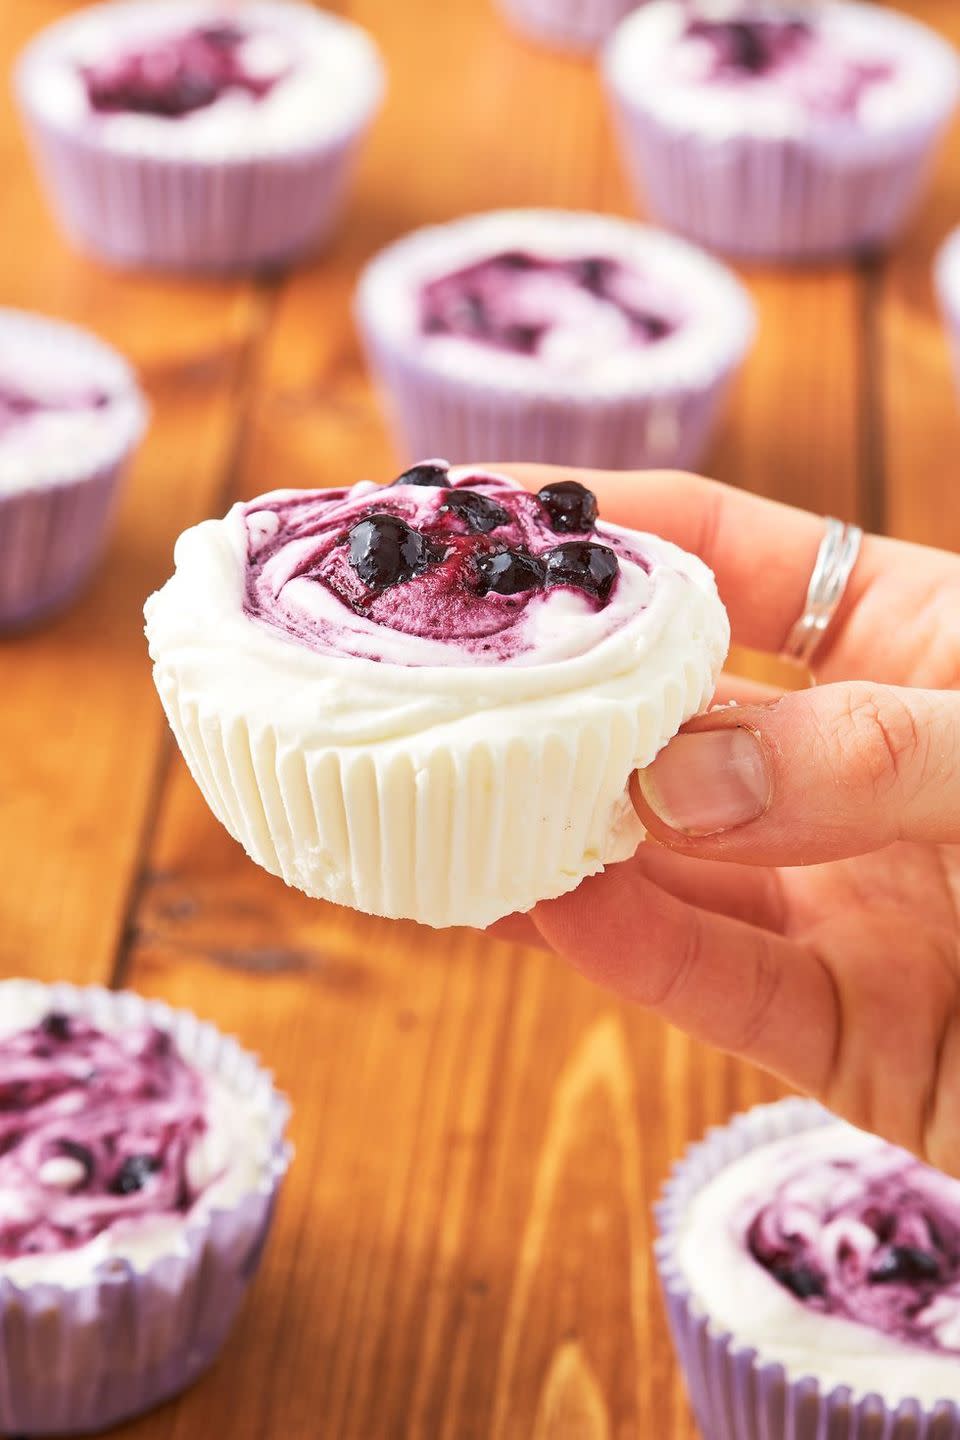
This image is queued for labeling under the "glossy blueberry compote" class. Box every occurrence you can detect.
[82,22,290,120]
[0,1011,208,1260]
[745,1143,960,1354]
[678,12,895,115]
[243,462,654,666]
[0,382,110,440]
[420,252,677,362]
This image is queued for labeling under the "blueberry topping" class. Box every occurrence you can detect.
[537,481,599,535]
[111,1154,162,1196]
[56,1140,95,1189]
[39,1013,73,1042]
[771,1262,825,1301]
[573,257,615,295]
[724,20,768,72]
[870,1245,941,1285]
[544,543,619,604]
[348,515,442,590]
[475,549,545,597]
[392,462,450,488]
[441,490,510,535]
[686,17,812,77]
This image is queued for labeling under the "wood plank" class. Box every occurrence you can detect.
[0,5,266,981]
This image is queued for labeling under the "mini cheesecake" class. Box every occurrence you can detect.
[0,308,146,629]
[605,0,959,260]
[16,0,384,270]
[357,209,754,471]
[0,980,289,1436]
[145,461,729,929]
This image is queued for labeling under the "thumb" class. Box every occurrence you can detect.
[634,682,960,864]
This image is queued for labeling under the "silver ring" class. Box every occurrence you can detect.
[782,518,863,668]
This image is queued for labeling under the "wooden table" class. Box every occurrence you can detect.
[1,2,958,1435]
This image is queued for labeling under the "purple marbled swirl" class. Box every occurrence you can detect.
[81,22,290,120]
[420,250,678,359]
[0,1011,208,1260]
[678,14,895,116]
[747,1146,960,1353]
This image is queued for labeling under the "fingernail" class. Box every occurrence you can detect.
[637,727,771,837]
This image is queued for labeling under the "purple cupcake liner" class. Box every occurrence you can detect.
[495,0,641,54]
[0,460,125,629]
[0,981,291,1437]
[361,324,735,470]
[606,104,954,262]
[17,114,370,274]
[604,10,959,262]
[935,229,960,402]
[655,1099,960,1440]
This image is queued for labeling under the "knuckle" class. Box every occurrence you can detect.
[832,688,924,801]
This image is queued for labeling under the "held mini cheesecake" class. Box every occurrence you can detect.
[936,228,960,402]
[356,210,755,472]
[0,980,289,1436]
[0,309,146,629]
[145,461,729,929]
[605,0,959,260]
[16,0,384,271]
[495,0,641,53]
[658,1101,960,1440]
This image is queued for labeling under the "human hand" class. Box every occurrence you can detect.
[500,466,960,1174]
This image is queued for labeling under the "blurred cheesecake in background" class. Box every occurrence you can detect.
[15,0,384,271]
[605,0,959,260]
[0,308,146,630]
[356,208,755,471]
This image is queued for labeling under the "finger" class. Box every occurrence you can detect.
[713,673,789,706]
[635,682,960,864]
[505,466,960,688]
[485,914,544,947]
[532,862,837,1093]
[633,841,787,932]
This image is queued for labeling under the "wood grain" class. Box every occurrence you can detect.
[0,0,956,1435]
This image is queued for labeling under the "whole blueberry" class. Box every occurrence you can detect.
[573,257,615,296]
[391,462,450,488]
[111,1154,161,1196]
[39,1013,73,1042]
[475,549,545,597]
[441,490,510,534]
[537,481,599,535]
[348,514,439,590]
[772,1262,824,1301]
[870,1245,941,1284]
[544,542,619,603]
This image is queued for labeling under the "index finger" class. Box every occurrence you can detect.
[504,466,960,687]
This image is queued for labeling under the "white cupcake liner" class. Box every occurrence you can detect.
[656,1099,960,1439]
[0,980,291,1437]
[0,310,147,630]
[15,3,383,272]
[151,636,718,928]
[496,0,641,53]
[356,210,755,471]
[935,229,960,402]
[604,2,960,263]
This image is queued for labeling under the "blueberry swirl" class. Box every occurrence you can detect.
[242,463,655,667]
[747,1144,960,1353]
[82,22,290,120]
[0,382,111,440]
[420,252,677,364]
[0,1011,208,1260]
